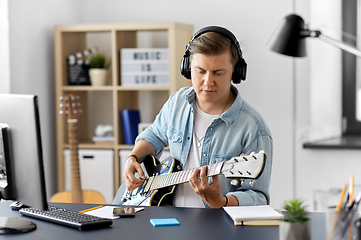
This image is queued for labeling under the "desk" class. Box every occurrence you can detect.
[0,201,326,240]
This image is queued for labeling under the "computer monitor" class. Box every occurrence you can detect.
[0,94,48,211]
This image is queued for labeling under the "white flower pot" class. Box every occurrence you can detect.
[89,69,108,86]
[279,221,310,240]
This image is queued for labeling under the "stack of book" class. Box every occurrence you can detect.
[92,136,115,145]
[120,48,169,86]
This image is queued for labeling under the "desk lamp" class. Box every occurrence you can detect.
[268,13,361,58]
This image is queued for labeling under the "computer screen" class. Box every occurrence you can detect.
[0,94,48,210]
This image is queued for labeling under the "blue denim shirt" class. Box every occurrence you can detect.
[136,85,273,207]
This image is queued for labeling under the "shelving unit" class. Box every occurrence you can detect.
[54,23,193,196]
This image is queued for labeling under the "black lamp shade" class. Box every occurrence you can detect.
[268,14,308,57]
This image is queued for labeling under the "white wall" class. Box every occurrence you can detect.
[80,0,295,209]
[0,0,10,93]
[8,0,83,198]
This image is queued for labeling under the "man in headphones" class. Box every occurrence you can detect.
[121,26,273,208]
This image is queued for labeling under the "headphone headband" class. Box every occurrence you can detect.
[189,26,243,58]
[180,26,247,83]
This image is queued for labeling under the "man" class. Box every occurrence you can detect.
[121,26,273,208]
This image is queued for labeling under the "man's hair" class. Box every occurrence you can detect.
[188,32,239,67]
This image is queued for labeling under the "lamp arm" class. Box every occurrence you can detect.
[318,33,361,58]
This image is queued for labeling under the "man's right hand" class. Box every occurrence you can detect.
[122,155,146,191]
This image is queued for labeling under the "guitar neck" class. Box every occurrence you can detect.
[68,120,83,203]
[150,162,224,190]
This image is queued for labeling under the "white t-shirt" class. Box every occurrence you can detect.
[173,102,219,207]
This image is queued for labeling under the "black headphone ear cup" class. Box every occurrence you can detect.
[232,58,247,84]
[180,54,191,80]
[239,58,247,81]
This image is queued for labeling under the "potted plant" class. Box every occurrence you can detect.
[88,53,109,86]
[279,198,310,240]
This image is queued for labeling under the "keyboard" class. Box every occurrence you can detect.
[19,205,113,230]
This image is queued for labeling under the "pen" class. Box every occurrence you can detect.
[331,192,361,240]
[340,192,361,237]
[337,185,347,211]
[328,185,348,237]
[349,176,354,205]
[79,205,103,213]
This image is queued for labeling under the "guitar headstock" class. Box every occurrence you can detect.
[59,94,82,120]
[221,150,265,180]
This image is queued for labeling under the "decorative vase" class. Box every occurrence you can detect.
[279,221,310,240]
[89,69,108,86]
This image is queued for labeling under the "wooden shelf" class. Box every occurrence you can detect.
[54,23,193,197]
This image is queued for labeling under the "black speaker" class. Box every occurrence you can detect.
[180,26,247,84]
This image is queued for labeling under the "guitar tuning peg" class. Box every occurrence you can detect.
[230,179,238,186]
[59,103,63,108]
[249,179,254,187]
[59,96,63,101]
[59,110,63,115]
[240,179,245,187]
[79,109,83,114]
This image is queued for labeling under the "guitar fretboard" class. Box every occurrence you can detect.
[150,162,224,190]
[68,120,83,203]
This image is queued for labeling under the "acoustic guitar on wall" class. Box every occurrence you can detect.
[51,94,105,204]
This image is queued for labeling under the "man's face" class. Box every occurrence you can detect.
[190,49,234,108]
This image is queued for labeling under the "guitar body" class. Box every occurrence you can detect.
[121,155,182,206]
[50,190,105,204]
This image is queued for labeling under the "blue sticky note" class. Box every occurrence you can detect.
[150,218,180,227]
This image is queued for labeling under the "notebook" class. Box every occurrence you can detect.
[223,205,283,226]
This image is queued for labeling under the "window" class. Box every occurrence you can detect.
[342,0,360,135]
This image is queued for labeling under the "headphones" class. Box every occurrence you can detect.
[180,26,247,84]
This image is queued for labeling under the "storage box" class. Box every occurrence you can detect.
[64,149,114,203]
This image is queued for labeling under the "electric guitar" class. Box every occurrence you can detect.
[51,94,105,204]
[120,150,266,206]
